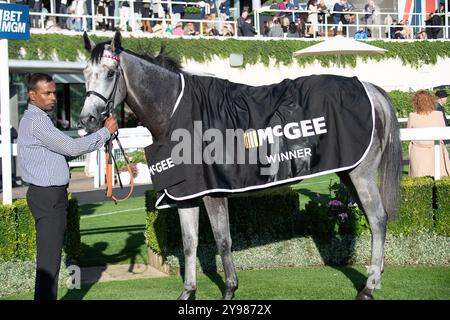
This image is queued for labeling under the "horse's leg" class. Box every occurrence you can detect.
[347,159,387,300]
[203,196,238,300]
[338,171,385,273]
[177,203,200,300]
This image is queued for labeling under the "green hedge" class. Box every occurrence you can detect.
[145,187,300,255]
[9,34,450,68]
[145,177,449,271]
[0,205,17,261]
[388,177,435,236]
[434,177,450,236]
[13,199,36,261]
[0,196,80,262]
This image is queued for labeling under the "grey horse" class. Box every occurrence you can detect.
[79,31,402,300]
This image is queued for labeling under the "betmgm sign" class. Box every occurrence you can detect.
[0,3,30,40]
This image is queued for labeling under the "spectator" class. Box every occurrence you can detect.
[416,28,428,39]
[262,20,272,37]
[172,21,184,36]
[237,10,249,36]
[363,0,375,37]
[287,0,300,21]
[317,0,328,36]
[219,0,231,21]
[354,27,368,39]
[332,0,346,36]
[407,90,450,177]
[435,90,449,144]
[142,0,151,32]
[268,17,284,37]
[118,1,131,31]
[296,16,306,37]
[306,0,319,37]
[401,19,413,39]
[171,0,186,25]
[286,21,299,38]
[183,22,198,35]
[240,17,257,37]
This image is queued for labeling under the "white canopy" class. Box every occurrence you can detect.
[293,36,387,57]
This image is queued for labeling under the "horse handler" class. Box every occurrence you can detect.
[17,73,118,300]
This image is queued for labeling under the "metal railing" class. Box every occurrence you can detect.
[254,8,450,39]
[21,0,450,40]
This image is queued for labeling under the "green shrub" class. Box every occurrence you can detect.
[388,90,414,118]
[163,231,450,273]
[184,6,202,14]
[9,35,450,69]
[434,177,450,236]
[0,205,17,262]
[0,196,79,263]
[388,177,434,235]
[13,199,36,261]
[145,187,300,255]
[299,182,369,240]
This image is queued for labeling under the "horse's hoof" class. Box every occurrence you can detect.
[356,288,374,300]
[222,291,235,300]
[177,290,196,300]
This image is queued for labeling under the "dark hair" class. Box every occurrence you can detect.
[27,73,53,92]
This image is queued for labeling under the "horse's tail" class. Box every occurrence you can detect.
[374,85,402,221]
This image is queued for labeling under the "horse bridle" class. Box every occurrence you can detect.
[85,53,123,120]
[86,51,134,203]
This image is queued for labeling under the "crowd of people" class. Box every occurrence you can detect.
[21,0,450,39]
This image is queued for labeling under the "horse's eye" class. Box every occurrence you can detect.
[107,70,115,78]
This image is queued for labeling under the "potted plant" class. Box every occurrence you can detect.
[183,5,202,32]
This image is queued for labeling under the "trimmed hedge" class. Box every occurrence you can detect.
[145,177,449,272]
[145,187,300,255]
[388,177,435,236]
[162,231,450,273]
[8,34,450,68]
[0,205,17,261]
[435,177,450,236]
[0,196,80,262]
[13,199,36,261]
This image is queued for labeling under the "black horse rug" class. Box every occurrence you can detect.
[145,74,374,208]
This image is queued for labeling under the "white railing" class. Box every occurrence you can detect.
[2,126,448,187]
[89,125,450,187]
[400,127,450,180]
[23,1,450,40]
[254,8,450,39]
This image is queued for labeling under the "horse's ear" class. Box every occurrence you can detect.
[111,31,122,54]
[83,31,95,53]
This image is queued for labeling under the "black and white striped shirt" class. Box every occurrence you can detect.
[18,104,110,187]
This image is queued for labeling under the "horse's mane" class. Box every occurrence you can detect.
[90,42,183,74]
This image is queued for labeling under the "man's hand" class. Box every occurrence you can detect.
[104,113,118,134]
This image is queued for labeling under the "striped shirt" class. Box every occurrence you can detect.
[18,104,110,187]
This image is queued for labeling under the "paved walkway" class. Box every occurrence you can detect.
[81,264,168,284]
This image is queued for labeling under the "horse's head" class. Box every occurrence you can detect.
[79,31,127,133]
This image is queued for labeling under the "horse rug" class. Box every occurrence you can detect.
[145,74,374,209]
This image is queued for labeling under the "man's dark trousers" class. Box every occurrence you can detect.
[26,184,68,300]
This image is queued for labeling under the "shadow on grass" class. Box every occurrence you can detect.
[62,231,147,300]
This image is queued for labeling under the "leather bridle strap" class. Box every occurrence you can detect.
[105,133,134,203]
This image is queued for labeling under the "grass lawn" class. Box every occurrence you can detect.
[78,196,147,266]
[78,173,345,266]
[3,265,449,300]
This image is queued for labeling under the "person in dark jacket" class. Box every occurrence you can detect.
[435,90,449,145]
